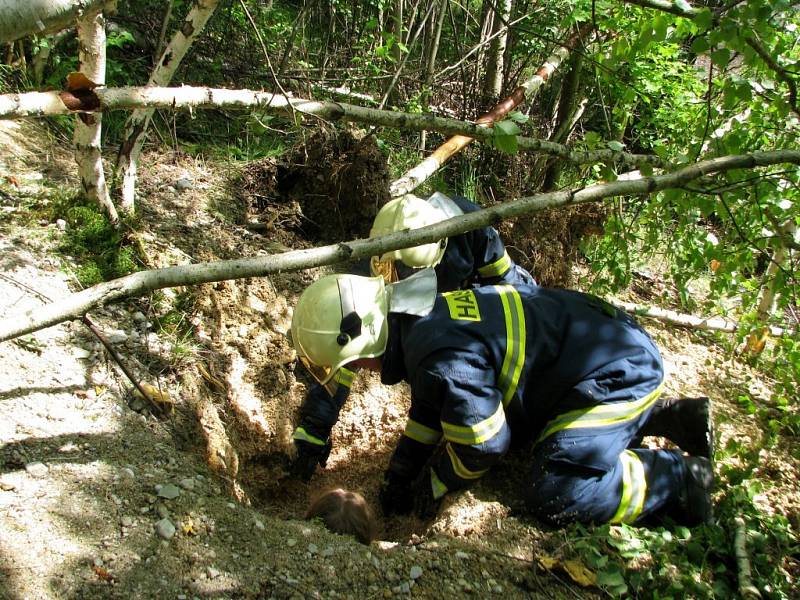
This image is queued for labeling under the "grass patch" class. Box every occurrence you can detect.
[53,194,140,287]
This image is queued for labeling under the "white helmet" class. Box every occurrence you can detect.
[369,195,448,277]
[291,274,389,385]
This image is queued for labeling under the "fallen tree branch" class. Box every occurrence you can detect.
[734,517,763,600]
[607,299,792,337]
[0,85,665,169]
[0,0,116,44]
[0,149,797,342]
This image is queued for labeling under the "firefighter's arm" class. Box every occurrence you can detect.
[289,369,355,481]
[416,354,511,513]
[380,371,444,515]
[473,225,515,283]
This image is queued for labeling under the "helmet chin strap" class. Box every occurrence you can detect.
[337,278,363,346]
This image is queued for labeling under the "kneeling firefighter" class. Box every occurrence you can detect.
[291,273,715,526]
[289,192,534,481]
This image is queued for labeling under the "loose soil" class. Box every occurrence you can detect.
[0,122,797,599]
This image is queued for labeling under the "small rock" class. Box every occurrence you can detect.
[409,566,422,580]
[121,467,135,481]
[322,547,334,557]
[93,557,104,567]
[254,520,265,531]
[25,462,48,478]
[156,504,170,519]
[157,484,181,499]
[132,311,146,323]
[0,477,16,491]
[178,478,195,490]
[155,518,176,540]
[287,538,297,547]
[121,516,134,527]
[308,543,318,555]
[55,218,67,231]
[175,177,194,192]
[106,330,127,344]
[207,567,220,579]
[227,502,236,509]
[455,551,470,560]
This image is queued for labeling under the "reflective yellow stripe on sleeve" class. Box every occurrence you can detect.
[446,443,488,480]
[404,418,442,445]
[478,250,512,278]
[610,450,647,524]
[334,368,355,389]
[536,383,665,443]
[496,285,526,407]
[292,427,326,446]
[442,402,506,445]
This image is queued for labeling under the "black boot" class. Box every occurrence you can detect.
[637,397,715,459]
[678,456,715,526]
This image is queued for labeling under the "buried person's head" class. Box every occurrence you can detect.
[305,487,378,544]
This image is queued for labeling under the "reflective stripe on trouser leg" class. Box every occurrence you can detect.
[610,450,646,524]
[526,441,686,524]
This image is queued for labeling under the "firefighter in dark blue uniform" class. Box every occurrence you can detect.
[290,193,534,480]
[291,274,714,526]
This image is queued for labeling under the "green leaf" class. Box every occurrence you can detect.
[507,110,529,124]
[493,134,517,154]
[653,15,668,42]
[640,163,655,176]
[693,8,713,32]
[597,569,626,587]
[711,48,731,68]
[495,120,521,136]
[608,140,626,152]
[691,37,709,54]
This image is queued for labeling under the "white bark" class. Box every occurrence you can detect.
[73,11,118,224]
[0,0,115,43]
[608,299,790,337]
[116,0,219,214]
[1,149,798,342]
[0,85,666,169]
[483,0,511,97]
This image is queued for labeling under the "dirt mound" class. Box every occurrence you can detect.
[501,202,610,287]
[238,128,391,243]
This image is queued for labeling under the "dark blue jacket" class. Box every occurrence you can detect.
[381,285,663,495]
[397,195,535,292]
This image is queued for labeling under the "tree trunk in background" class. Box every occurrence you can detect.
[419,0,447,152]
[74,11,118,225]
[0,0,115,43]
[483,0,511,98]
[30,29,71,85]
[746,221,797,354]
[390,0,403,64]
[541,50,584,191]
[115,0,219,214]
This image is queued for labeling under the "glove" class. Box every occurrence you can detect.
[289,438,332,482]
[379,470,414,516]
[412,467,442,519]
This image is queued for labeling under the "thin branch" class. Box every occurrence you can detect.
[745,34,800,118]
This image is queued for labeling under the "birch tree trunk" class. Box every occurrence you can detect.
[483,0,511,98]
[0,0,115,43]
[115,0,219,214]
[746,221,797,354]
[74,10,118,224]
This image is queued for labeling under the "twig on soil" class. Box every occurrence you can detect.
[0,272,166,417]
[734,517,763,599]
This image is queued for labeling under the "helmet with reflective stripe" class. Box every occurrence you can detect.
[369,195,448,270]
[291,274,389,385]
